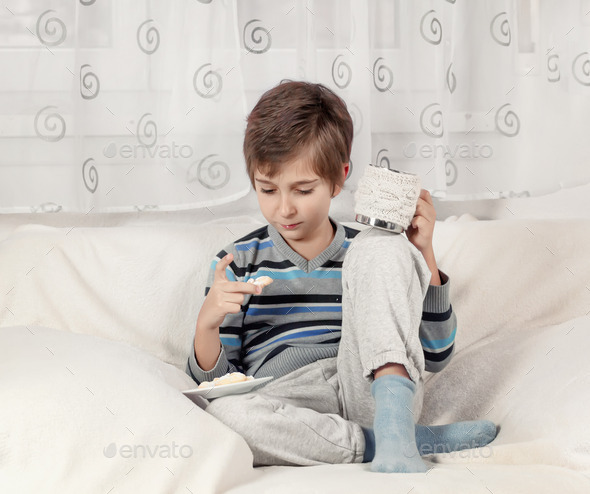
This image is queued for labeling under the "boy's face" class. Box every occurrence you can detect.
[254,158,345,255]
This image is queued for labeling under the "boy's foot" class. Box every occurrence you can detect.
[415,420,497,455]
[363,419,497,465]
[370,374,427,473]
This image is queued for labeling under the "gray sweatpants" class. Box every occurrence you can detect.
[206,229,433,466]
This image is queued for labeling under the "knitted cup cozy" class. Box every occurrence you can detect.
[354,165,421,232]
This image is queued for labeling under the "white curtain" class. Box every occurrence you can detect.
[1,0,589,213]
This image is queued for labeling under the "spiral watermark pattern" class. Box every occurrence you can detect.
[445,159,458,186]
[495,103,520,137]
[243,19,272,54]
[193,64,223,98]
[36,10,67,47]
[375,148,391,169]
[349,103,363,135]
[188,154,230,190]
[34,106,66,142]
[572,52,590,86]
[547,54,560,83]
[137,19,160,55]
[82,158,98,193]
[420,103,444,138]
[80,64,100,100]
[79,0,96,5]
[136,113,158,148]
[332,55,352,89]
[420,10,442,45]
[373,58,393,92]
[446,63,456,93]
[490,12,511,46]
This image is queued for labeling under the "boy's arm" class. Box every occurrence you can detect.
[419,246,441,286]
[405,189,457,372]
[419,271,456,372]
[187,340,237,384]
[186,252,256,383]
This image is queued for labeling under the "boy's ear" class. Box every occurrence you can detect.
[331,163,349,198]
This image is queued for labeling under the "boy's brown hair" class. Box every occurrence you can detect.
[243,80,353,194]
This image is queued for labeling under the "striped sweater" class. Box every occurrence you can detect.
[187,218,456,384]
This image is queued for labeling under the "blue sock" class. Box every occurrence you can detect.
[370,374,427,473]
[362,421,498,461]
[415,420,497,455]
[362,426,375,463]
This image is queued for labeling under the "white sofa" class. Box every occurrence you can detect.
[1,211,590,493]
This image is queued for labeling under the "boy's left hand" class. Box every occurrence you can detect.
[405,189,442,285]
[405,189,435,254]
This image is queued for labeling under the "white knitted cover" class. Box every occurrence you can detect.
[354,165,421,229]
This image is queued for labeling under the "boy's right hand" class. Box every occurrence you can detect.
[196,253,261,332]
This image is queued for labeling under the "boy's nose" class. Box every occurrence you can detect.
[279,196,296,217]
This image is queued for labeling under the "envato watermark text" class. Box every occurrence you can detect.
[403,141,493,159]
[103,142,194,160]
[418,442,493,459]
[103,442,193,459]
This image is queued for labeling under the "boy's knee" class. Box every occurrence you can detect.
[346,233,418,282]
[350,231,413,263]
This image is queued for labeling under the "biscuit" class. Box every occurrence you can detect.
[247,276,273,288]
[214,372,248,386]
[198,371,251,389]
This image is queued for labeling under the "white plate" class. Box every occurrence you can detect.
[182,376,274,400]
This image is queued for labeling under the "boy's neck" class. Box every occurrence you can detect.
[281,218,336,261]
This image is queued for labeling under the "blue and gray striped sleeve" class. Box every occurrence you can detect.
[420,270,457,373]
[186,248,244,384]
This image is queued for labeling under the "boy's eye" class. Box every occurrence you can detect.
[259,188,313,195]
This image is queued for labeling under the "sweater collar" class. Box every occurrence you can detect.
[267,218,345,274]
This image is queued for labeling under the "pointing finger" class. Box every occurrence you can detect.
[214,253,233,281]
[230,281,262,295]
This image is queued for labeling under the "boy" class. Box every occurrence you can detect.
[187,81,497,472]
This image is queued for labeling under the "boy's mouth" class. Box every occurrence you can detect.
[280,223,301,230]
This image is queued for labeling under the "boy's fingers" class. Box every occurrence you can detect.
[420,188,434,205]
[213,254,262,294]
[214,253,233,281]
[228,281,262,295]
[415,198,436,223]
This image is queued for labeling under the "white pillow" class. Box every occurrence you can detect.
[0,325,258,494]
[429,217,590,350]
[0,218,265,370]
[420,315,590,472]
